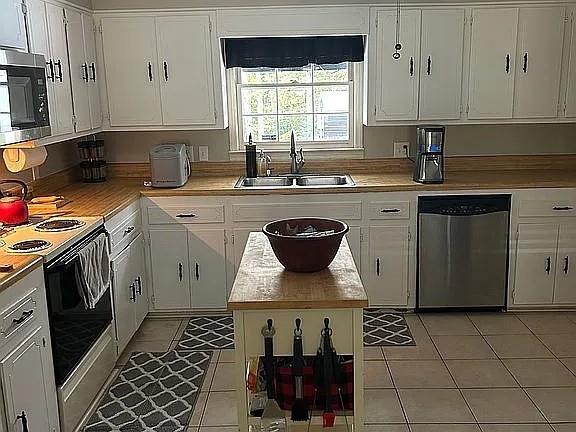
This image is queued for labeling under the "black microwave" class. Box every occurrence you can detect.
[0,49,51,146]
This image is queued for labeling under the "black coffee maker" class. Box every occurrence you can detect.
[411,125,445,184]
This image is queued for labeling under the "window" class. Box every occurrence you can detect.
[229,62,362,155]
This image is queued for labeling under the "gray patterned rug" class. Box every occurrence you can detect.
[176,315,234,350]
[84,350,211,432]
[363,309,416,346]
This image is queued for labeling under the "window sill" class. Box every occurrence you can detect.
[229,147,364,161]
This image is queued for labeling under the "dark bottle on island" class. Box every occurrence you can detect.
[245,133,257,178]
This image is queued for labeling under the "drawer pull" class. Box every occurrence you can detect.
[124,226,135,236]
[553,206,574,211]
[12,310,33,326]
[380,208,401,213]
[176,213,197,218]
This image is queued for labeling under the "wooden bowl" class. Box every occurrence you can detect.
[262,218,349,273]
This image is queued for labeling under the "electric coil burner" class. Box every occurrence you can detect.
[8,239,52,253]
[35,219,86,232]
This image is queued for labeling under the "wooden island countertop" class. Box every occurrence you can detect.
[228,232,368,310]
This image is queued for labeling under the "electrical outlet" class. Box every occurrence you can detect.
[185,144,194,162]
[394,141,410,158]
[199,146,209,161]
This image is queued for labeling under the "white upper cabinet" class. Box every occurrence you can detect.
[565,9,576,118]
[83,13,102,129]
[0,0,27,50]
[373,9,421,121]
[156,15,217,126]
[101,17,163,126]
[514,7,565,118]
[468,8,518,120]
[419,9,465,120]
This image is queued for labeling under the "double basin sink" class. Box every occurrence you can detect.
[234,174,355,189]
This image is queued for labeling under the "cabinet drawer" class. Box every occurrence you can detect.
[366,201,410,220]
[147,205,224,225]
[518,200,576,218]
[0,288,39,341]
[109,209,142,255]
[232,202,362,222]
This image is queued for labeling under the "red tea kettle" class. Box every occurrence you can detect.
[0,180,29,226]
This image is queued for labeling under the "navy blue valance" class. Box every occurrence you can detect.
[222,35,365,69]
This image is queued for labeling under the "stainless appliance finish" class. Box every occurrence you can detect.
[418,195,511,310]
[149,143,190,188]
[0,50,51,145]
[234,174,355,189]
[411,125,445,184]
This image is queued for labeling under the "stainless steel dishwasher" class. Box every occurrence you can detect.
[417,195,511,310]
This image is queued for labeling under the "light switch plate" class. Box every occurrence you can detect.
[394,141,410,158]
[199,146,209,161]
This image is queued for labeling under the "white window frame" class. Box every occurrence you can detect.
[227,62,364,160]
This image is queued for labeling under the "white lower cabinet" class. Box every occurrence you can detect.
[366,226,410,307]
[0,326,55,432]
[514,223,576,306]
[112,233,148,355]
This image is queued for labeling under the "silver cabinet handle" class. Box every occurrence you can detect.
[381,208,401,213]
[124,226,135,236]
[176,213,197,218]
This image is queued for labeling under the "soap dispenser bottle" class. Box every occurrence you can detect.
[245,133,257,178]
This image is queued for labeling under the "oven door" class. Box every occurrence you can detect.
[0,50,51,146]
[44,260,113,386]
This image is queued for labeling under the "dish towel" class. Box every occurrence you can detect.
[75,233,111,309]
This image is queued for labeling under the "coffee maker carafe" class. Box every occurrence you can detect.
[411,125,445,184]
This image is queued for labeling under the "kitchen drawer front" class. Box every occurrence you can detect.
[232,202,362,223]
[241,309,354,357]
[518,199,576,218]
[109,209,142,255]
[366,201,410,220]
[0,288,40,344]
[147,205,225,225]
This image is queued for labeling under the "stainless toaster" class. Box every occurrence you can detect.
[149,143,190,188]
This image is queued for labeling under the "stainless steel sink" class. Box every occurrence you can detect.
[295,175,354,187]
[234,174,355,188]
[236,176,294,187]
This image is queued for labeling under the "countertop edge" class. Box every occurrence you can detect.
[227,299,369,311]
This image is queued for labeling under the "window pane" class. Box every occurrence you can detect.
[313,63,348,82]
[243,115,278,142]
[241,68,276,84]
[241,88,277,115]
[278,87,312,114]
[277,65,312,84]
[314,114,348,141]
[314,85,349,113]
[278,115,313,141]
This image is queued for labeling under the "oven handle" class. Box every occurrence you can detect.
[46,227,108,270]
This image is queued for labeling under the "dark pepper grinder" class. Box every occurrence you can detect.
[245,133,257,178]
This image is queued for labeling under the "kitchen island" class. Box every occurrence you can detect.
[228,232,368,431]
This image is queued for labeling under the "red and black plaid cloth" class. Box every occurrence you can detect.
[268,356,354,411]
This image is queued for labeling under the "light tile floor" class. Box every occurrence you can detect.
[94,312,576,431]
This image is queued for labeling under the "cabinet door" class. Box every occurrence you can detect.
[149,229,190,310]
[419,9,465,120]
[156,15,217,126]
[101,17,162,126]
[132,234,148,327]
[45,3,74,135]
[514,7,565,118]
[0,0,27,50]
[514,224,558,305]
[111,243,135,355]
[188,229,227,309]
[367,226,409,306]
[374,9,421,121]
[468,8,518,119]
[554,224,576,304]
[564,9,576,117]
[0,327,53,432]
[65,8,91,133]
[83,13,102,129]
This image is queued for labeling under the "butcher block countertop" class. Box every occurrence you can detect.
[0,254,43,293]
[228,233,368,310]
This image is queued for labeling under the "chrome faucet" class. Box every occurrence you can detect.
[289,131,305,174]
